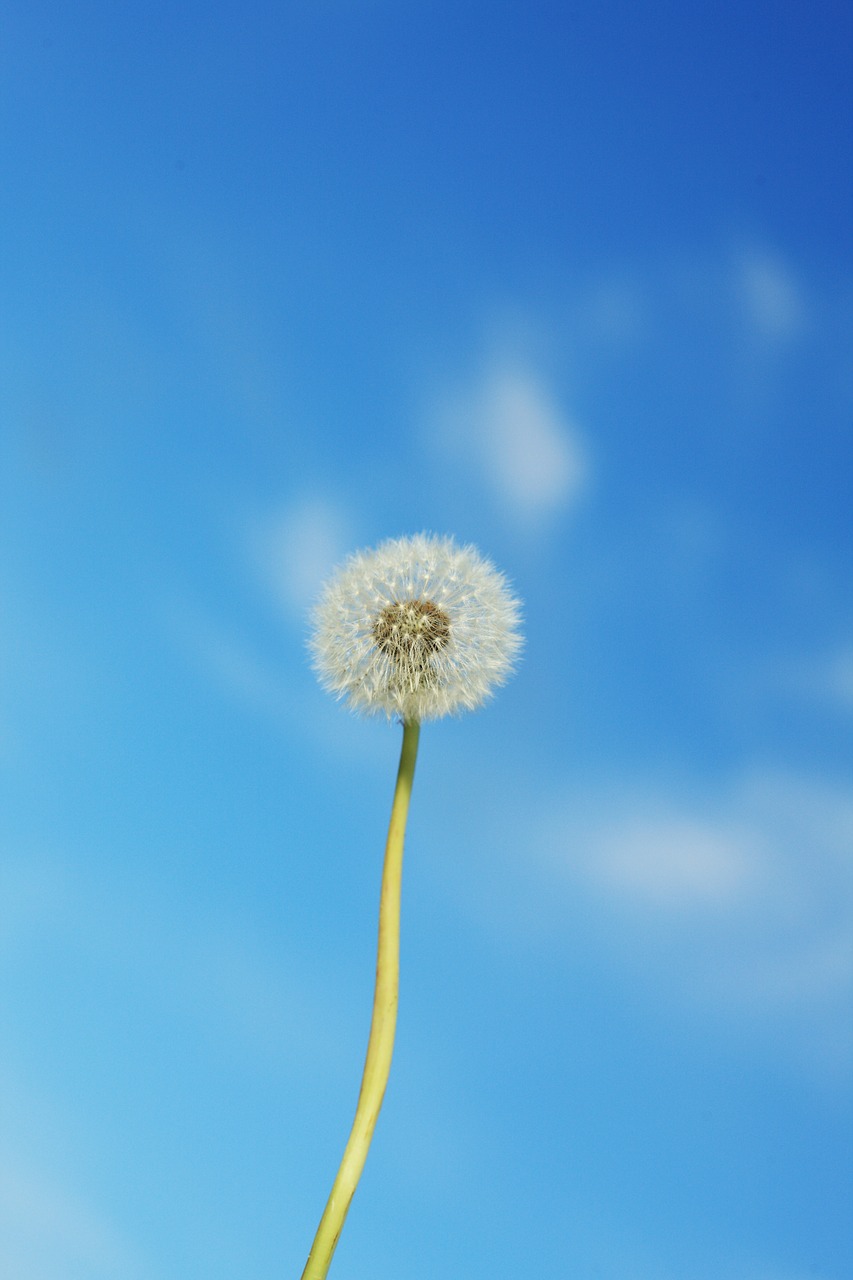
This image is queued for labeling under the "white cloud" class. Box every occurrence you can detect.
[554,767,852,916]
[0,1160,146,1280]
[780,643,853,715]
[736,250,806,342]
[251,494,352,618]
[432,364,588,526]
[733,1269,840,1280]
[166,490,392,756]
[587,815,761,910]
[171,597,390,766]
[0,855,357,1083]
[0,857,354,1278]
[824,646,853,710]
[569,775,853,1071]
[180,608,304,719]
[577,275,647,344]
[468,766,853,1077]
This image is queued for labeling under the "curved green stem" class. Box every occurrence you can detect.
[300,719,421,1280]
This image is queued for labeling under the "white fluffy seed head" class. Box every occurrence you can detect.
[309,533,523,721]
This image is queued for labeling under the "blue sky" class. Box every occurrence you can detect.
[1,0,852,1277]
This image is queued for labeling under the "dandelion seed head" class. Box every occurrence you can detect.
[309,533,523,721]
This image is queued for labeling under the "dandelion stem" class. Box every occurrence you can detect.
[300,718,421,1280]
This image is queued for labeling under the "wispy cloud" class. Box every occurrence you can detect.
[170,594,389,766]
[583,813,762,911]
[777,642,853,715]
[733,1269,840,1280]
[430,362,589,527]
[454,764,853,1079]
[574,273,648,345]
[822,646,853,711]
[164,491,399,762]
[735,249,807,343]
[559,771,852,1057]
[0,854,359,1279]
[183,609,305,718]
[0,854,354,1084]
[249,493,352,619]
[0,1159,147,1280]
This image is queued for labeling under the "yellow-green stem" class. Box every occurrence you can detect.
[300,718,421,1280]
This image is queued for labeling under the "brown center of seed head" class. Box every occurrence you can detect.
[373,598,451,670]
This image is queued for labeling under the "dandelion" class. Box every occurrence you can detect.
[301,534,522,1280]
[310,532,522,722]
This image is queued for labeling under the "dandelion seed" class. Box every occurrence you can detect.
[309,532,523,721]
